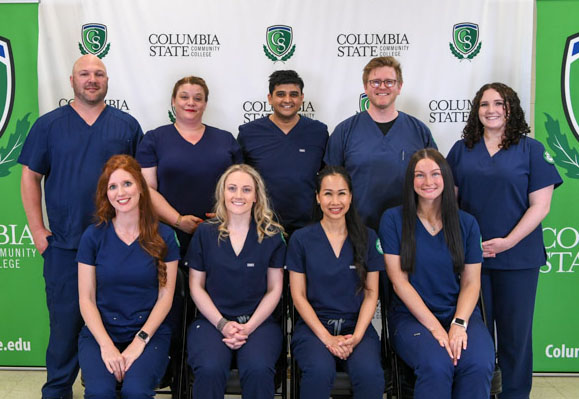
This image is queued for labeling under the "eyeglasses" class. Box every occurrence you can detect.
[368,79,397,88]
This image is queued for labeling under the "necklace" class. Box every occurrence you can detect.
[417,214,442,233]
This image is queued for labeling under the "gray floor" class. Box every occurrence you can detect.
[1,370,578,398]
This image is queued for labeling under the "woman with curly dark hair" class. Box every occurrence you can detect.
[77,154,180,398]
[446,83,562,398]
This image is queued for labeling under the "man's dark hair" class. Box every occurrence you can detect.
[268,70,304,94]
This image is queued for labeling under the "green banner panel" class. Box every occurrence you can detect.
[0,3,44,367]
[535,0,579,373]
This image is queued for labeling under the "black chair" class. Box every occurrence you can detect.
[155,266,190,399]
[289,284,394,399]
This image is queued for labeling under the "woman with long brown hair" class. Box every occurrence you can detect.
[77,154,179,398]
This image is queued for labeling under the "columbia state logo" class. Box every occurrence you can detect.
[78,23,111,58]
[0,35,32,178]
[263,25,296,62]
[375,238,384,255]
[359,93,369,112]
[0,36,15,139]
[449,23,482,61]
[544,32,579,180]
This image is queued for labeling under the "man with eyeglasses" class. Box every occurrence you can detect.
[324,56,436,232]
[238,70,328,236]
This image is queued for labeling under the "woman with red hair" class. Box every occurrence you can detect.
[77,154,179,398]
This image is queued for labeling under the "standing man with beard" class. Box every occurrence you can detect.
[238,70,328,236]
[324,57,436,232]
[18,54,143,399]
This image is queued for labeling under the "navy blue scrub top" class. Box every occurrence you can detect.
[324,111,436,231]
[446,137,562,270]
[238,116,328,232]
[136,124,243,247]
[184,221,285,318]
[285,223,384,321]
[379,206,483,321]
[77,222,180,342]
[18,105,143,249]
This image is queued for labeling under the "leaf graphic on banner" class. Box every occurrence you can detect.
[98,43,110,59]
[78,42,88,55]
[263,45,278,61]
[544,112,579,179]
[0,113,30,177]
[281,45,296,62]
[467,42,482,59]
[449,42,464,60]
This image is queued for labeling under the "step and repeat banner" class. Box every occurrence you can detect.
[3,0,576,373]
[0,1,41,366]
[534,0,579,373]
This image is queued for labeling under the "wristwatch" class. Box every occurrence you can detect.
[136,330,150,344]
[451,318,468,329]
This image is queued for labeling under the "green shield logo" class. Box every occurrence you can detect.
[263,25,296,62]
[453,23,479,55]
[0,37,15,139]
[267,25,292,57]
[562,33,579,142]
[359,93,369,112]
[80,23,109,56]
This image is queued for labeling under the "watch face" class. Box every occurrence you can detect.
[138,331,148,340]
[455,318,465,325]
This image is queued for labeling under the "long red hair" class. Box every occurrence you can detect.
[94,155,168,286]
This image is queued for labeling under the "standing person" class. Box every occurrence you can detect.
[379,149,494,399]
[137,76,243,255]
[18,55,143,399]
[238,70,328,236]
[77,155,179,398]
[186,164,285,399]
[287,166,385,399]
[446,83,562,398]
[324,56,436,231]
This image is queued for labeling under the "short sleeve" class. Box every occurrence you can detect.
[229,134,244,164]
[159,224,180,262]
[268,233,286,269]
[366,228,385,272]
[528,139,563,193]
[135,130,159,168]
[184,224,207,271]
[378,208,402,255]
[76,225,98,266]
[18,119,50,174]
[462,213,483,264]
[285,231,306,273]
[446,140,462,187]
[323,124,346,166]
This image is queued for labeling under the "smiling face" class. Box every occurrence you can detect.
[478,88,508,133]
[70,55,108,106]
[316,173,352,222]
[223,171,256,217]
[172,83,207,123]
[107,168,141,215]
[364,66,401,112]
[267,83,303,121]
[413,158,444,202]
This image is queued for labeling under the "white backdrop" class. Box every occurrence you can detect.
[38,0,533,155]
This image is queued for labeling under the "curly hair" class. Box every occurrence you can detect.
[462,82,530,149]
[94,155,168,286]
[211,164,284,243]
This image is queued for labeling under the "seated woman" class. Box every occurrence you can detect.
[77,154,179,398]
[379,148,494,399]
[287,165,385,399]
[185,164,285,399]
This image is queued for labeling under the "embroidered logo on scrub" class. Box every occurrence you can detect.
[543,150,555,165]
[375,238,384,255]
